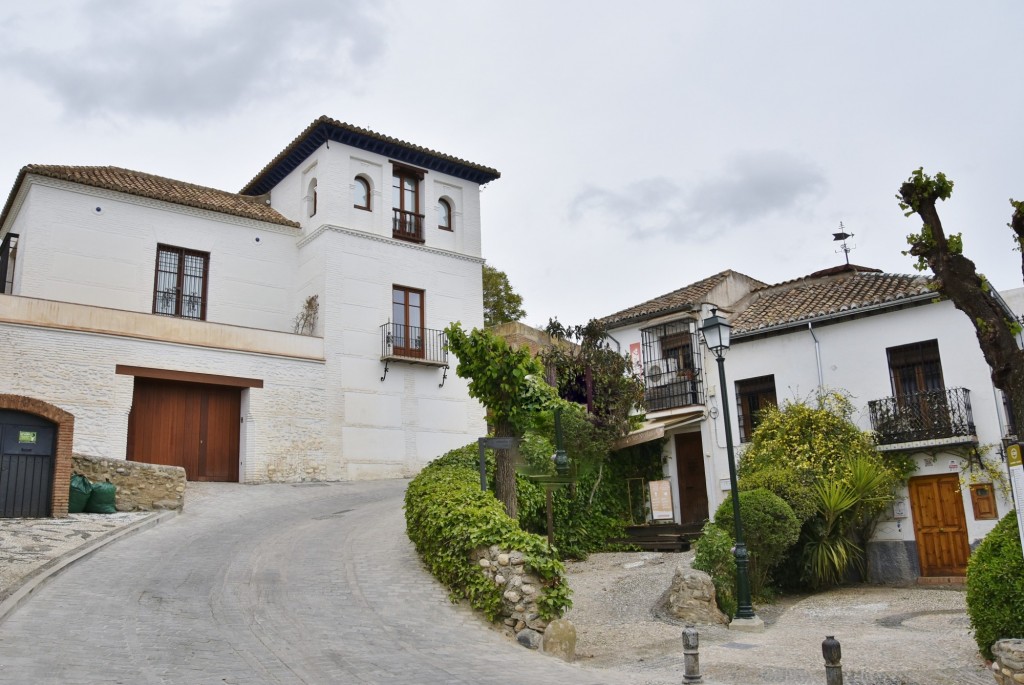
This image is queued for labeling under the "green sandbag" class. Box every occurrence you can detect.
[68,474,92,513]
[85,480,117,514]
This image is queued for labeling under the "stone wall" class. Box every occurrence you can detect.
[72,454,185,511]
[992,639,1024,685]
[473,545,550,646]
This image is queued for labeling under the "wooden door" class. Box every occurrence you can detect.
[908,474,970,576]
[128,379,239,482]
[675,433,709,526]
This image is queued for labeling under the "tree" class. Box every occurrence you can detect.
[482,264,526,328]
[897,169,1024,437]
[541,318,645,444]
[444,322,554,518]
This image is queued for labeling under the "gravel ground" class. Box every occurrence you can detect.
[562,550,992,685]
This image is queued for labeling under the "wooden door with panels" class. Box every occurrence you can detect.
[675,432,709,527]
[908,474,970,577]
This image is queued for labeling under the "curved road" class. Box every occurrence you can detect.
[0,481,625,685]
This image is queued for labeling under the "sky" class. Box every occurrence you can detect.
[1,2,1022,327]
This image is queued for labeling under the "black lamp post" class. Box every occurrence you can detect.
[700,307,758,625]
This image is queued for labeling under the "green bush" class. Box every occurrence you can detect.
[692,521,737,619]
[966,513,1024,659]
[712,488,799,596]
[404,450,572,621]
[740,466,817,524]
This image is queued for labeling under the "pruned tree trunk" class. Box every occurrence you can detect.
[900,179,1024,437]
[494,419,519,520]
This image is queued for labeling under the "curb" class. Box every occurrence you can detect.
[0,509,179,624]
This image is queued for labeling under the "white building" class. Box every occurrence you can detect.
[602,264,1017,583]
[0,116,497,507]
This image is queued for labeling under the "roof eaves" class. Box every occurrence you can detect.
[240,116,501,196]
[732,291,936,339]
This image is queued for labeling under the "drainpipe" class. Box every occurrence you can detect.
[604,331,621,353]
[808,322,824,390]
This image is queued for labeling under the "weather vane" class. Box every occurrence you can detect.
[832,222,855,265]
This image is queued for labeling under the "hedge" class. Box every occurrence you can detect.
[404,453,572,621]
[966,512,1024,659]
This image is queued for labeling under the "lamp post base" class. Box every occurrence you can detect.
[728,616,765,633]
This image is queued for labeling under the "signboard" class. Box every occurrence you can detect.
[649,480,674,520]
[629,342,643,376]
[1006,444,1024,561]
[18,431,37,444]
[948,459,960,471]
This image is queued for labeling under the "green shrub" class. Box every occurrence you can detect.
[712,488,799,596]
[404,451,572,621]
[692,521,737,619]
[966,513,1024,659]
[739,466,817,524]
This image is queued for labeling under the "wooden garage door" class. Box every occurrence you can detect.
[127,379,240,482]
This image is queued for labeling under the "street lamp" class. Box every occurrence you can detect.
[700,307,762,631]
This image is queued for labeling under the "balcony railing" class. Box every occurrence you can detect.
[643,364,704,412]
[380,323,447,365]
[392,209,425,243]
[868,387,976,445]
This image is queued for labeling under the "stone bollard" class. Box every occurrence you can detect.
[822,635,843,685]
[682,624,703,683]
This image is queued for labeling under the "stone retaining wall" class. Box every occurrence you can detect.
[473,546,550,645]
[72,454,185,511]
[992,639,1024,684]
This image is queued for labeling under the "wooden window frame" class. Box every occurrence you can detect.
[438,198,453,231]
[735,374,777,443]
[887,339,945,399]
[354,176,371,211]
[392,285,425,358]
[152,244,210,321]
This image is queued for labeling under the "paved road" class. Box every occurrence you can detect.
[0,481,627,685]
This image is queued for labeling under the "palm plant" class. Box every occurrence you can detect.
[801,457,892,588]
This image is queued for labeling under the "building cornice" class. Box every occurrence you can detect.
[298,223,485,264]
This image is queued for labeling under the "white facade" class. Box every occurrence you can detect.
[0,117,497,483]
[604,267,1018,582]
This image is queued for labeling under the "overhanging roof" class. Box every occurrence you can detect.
[240,116,502,196]
[613,410,704,450]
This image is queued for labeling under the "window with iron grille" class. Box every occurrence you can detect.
[153,245,209,320]
[640,320,703,410]
[735,375,777,442]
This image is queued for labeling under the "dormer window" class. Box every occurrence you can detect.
[354,176,371,211]
[438,198,453,231]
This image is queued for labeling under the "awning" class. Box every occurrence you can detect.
[613,409,705,450]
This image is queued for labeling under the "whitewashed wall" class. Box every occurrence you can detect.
[725,299,1012,546]
[9,179,300,333]
[0,321,326,483]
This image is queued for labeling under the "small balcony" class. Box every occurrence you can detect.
[643,363,704,412]
[380,323,448,366]
[868,387,976,448]
[392,209,425,243]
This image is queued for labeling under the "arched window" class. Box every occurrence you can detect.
[354,176,371,210]
[438,198,453,231]
[307,178,318,217]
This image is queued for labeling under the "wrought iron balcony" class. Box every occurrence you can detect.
[380,323,448,365]
[392,209,425,243]
[868,387,976,446]
[643,361,704,412]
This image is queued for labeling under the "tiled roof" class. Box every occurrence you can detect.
[599,270,766,327]
[240,115,501,195]
[732,270,933,334]
[2,165,299,229]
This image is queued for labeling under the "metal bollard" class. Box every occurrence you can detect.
[682,624,703,683]
[822,635,843,685]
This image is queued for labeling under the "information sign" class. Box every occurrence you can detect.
[1006,443,1024,561]
[649,480,674,521]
